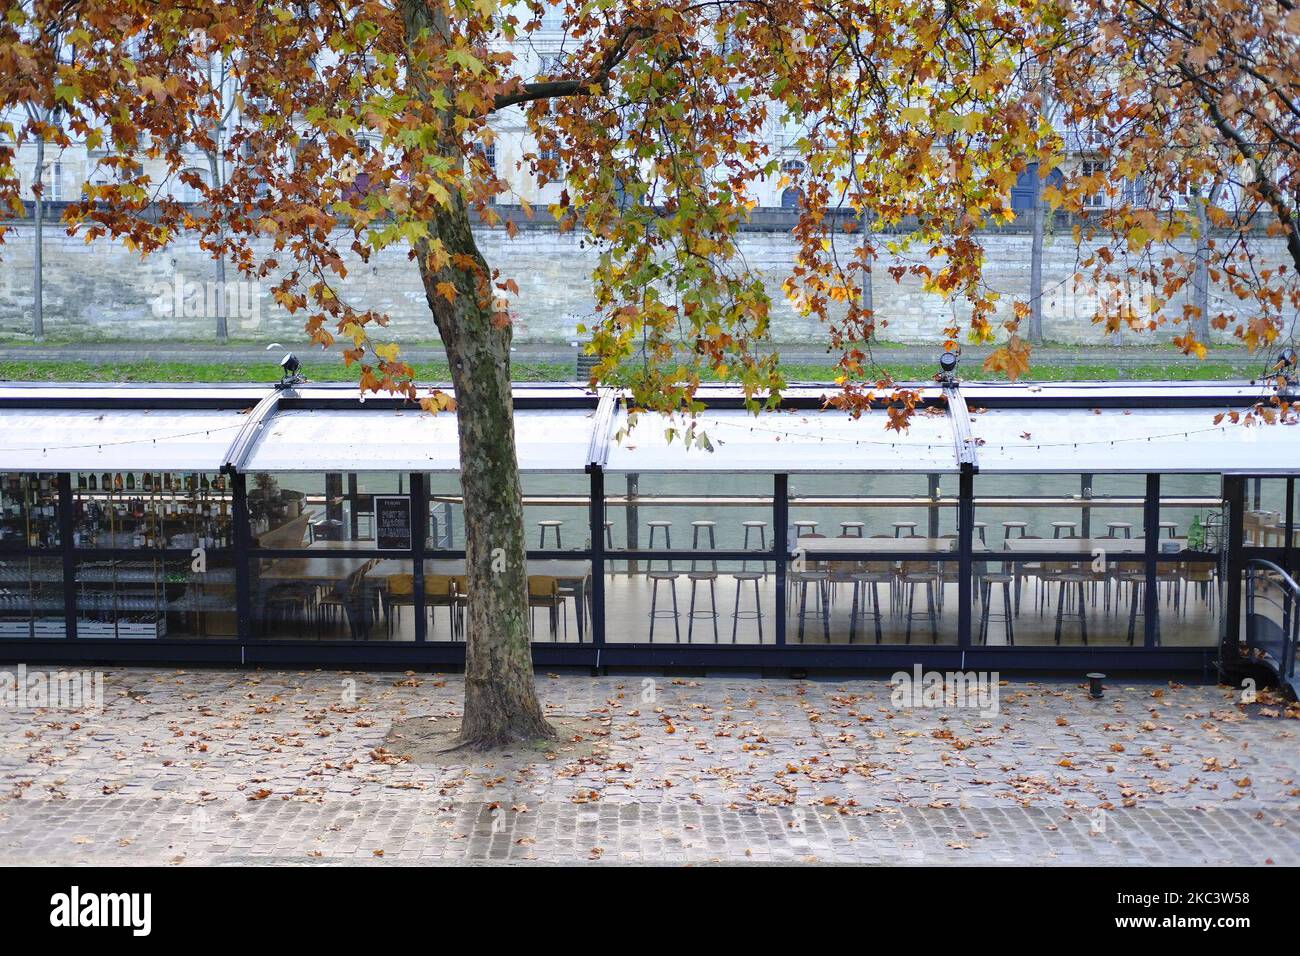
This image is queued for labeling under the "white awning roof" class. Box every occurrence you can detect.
[240,407,598,473]
[971,406,1300,473]
[603,406,960,473]
[0,407,249,472]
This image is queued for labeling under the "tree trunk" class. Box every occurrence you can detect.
[207,150,229,343]
[402,0,553,748]
[1191,184,1212,343]
[32,135,45,342]
[1027,161,1045,345]
[415,204,555,747]
[860,210,874,335]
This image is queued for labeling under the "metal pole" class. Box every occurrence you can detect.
[958,466,974,647]
[775,473,788,646]
[589,466,605,651]
[1143,473,1160,647]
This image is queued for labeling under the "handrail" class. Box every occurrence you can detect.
[1244,558,1300,682]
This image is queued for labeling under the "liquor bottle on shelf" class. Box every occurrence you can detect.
[142,472,152,493]
[78,473,87,491]
[125,472,135,491]
[113,473,123,492]
[87,472,98,492]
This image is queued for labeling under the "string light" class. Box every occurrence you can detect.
[5,422,246,456]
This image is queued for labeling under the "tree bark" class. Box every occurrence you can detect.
[32,134,45,342]
[207,150,229,343]
[1191,183,1213,343]
[1027,161,1045,345]
[402,0,554,748]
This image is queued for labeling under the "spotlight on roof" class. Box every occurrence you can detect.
[937,348,960,383]
[274,350,304,389]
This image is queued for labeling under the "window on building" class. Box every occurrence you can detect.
[1080,158,1107,209]
[177,167,209,204]
[537,146,563,186]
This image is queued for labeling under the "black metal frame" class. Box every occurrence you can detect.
[0,380,1292,673]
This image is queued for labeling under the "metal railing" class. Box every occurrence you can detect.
[1244,559,1299,686]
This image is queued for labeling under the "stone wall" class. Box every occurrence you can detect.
[0,213,1287,345]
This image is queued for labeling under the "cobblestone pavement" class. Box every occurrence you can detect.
[0,667,1297,865]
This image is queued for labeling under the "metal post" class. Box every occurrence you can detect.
[626,473,639,576]
[927,474,941,537]
[1143,473,1160,647]
[775,473,788,646]
[58,473,77,640]
[589,466,605,649]
[1223,475,1246,655]
[232,472,253,642]
[411,472,426,643]
[1080,473,1093,537]
[958,466,974,647]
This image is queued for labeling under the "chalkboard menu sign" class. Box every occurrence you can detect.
[374,495,412,551]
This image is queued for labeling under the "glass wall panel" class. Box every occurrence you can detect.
[1242,477,1290,548]
[426,473,463,550]
[1152,558,1220,646]
[790,553,962,645]
[251,556,410,641]
[789,473,956,541]
[607,474,774,554]
[1159,473,1223,552]
[604,558,775,644]
[250,472,406,549]
[522,474,589,552]
[72,471,232,549]
[0,556,64,638]
[0,473,60,548]
[976,473,1155,646]
[74,558,235,639]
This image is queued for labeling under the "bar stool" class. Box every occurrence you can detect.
[793,520,818,539]
[788,569,831,643]
[742,520,768,550]
[838,521,866,538]
[647,570,680,642]
[973,521,988,544]
[537,519,563,548]
[1051,520,1078,539]
[647,519,673,571]
[690,519,717,548]
[978,572,1015,645]
[1053,569,1089,645]
[731,571,764,643]
[603,519,614,549]
[686,571,719,642]
[1002,520,1028,543]
[1159,520,1178,538]
[848,568,890,643]
[690,519,717,572]
[1105,521,1132,538]
[892,520,917,538]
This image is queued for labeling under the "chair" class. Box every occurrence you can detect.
[892,520,917,538]
[897,559,938,643]
[838,521,866,538]
[527,575,568,641]
[1105,521,1132,538]
[1048,561,1088,645]
[384,572,416,639]
[424,575,461,640]
[979,572,1015,645]
[789,568,831,642]
[1002,520,1028,543]
[849,561,892,643]
[741,520,769,550]
[1051,520,1078,539]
